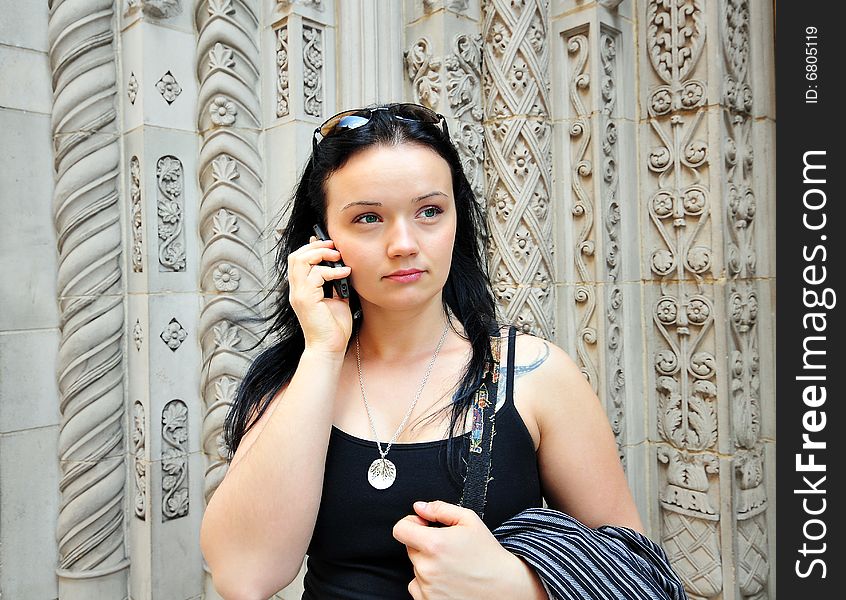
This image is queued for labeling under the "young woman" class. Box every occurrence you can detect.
[200,103,644,599]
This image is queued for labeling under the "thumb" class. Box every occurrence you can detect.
[413,500,470,527]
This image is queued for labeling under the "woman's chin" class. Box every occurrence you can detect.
[356,289,443,313]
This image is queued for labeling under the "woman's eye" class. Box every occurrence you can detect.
[420,206,442,219]
[355,214,379,224]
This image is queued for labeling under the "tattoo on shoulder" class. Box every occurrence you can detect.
[513,342,550,377]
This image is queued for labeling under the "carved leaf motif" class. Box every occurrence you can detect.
[215,375,238,404]
[158,200,181,225]
[162,455,184,475]
[405,38,441,109]
[213,321,241,350]
[656,376,682,443]
[213,209,239,235]
[208,0,235,17]
[647,0,705,85]
[157,157,182,188]
[167,489,189,515]
[446,34,482,118]
[211,155,240,182]
[209,42,236,70]
[132,403,145,447]
[163,401,188,430]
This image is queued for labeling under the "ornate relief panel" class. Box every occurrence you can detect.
[566,31,599,393]
[722,0,769,597]
[599,28,627,463]
[133,401,147,519]
[481,0,554,338]
[161,399,189,521]
[445,33,486,203]
[276,25,289,117]
[156,155,186,272]
[302,23,324,117]
[130,155,143,272]
[406,37,442,109]
[643,1,722,596]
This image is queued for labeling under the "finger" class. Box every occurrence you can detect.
[413,500,469,527]
[290,239,335,263]
[293,245,341,266]
[305,265,351,289]
[392,515,429,550]
[289,247,343,279]
[408,578,423,600]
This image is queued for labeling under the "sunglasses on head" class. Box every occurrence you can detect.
[312,103,449,153]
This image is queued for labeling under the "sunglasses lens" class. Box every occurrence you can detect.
[335,114,370,131]
[318,110,371,137]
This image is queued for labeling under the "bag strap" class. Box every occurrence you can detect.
[460,325,517,520]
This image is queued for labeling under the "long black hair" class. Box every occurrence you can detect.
[224,103,499,485]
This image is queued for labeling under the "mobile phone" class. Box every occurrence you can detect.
[312,224,351,299]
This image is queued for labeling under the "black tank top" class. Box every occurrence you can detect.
[303,345,543,599]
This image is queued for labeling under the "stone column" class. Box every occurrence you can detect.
[639,0,774,597]
[266,0,336,224]
[403,1,485,203]
[339,0,404,107]
[548,0,648,512]
[120,1,206,598]
[481,0,555,338]
[47,0,129,597]
[195,0,265,597]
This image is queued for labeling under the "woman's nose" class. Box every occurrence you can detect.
[386,220,419,257]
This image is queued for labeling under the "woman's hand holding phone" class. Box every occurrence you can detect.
[287,231,353,355]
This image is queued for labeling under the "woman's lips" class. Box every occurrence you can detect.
[384,269,424,282]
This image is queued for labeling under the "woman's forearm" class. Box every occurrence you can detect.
[200,349,345,596]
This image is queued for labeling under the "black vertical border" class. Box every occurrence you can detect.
[775,1,842,596]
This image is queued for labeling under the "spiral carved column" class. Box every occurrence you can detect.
[48,0,129,596]
[195,0,264,593]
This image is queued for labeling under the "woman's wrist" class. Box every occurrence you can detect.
[300,346,347,366]
[502,550,549,600]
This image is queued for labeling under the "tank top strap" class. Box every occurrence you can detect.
[493,325,518,411]
[505,324,517,405]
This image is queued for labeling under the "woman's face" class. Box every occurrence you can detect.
[323,143,457,312]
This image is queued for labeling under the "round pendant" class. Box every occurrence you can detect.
[367,458,396,490]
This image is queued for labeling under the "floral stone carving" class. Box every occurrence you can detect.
[160,318,187,351]
[156,70,182,104]
[156,155,186,271]
[130,155,143,272]
[161,399,189,521]
[133,402,147,519]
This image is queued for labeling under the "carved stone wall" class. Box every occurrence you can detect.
[0,1,776,598]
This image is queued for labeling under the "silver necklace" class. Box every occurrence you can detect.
[355,320,450,490]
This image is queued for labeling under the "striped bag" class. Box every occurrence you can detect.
[461,326,688,599]
[492,509,688,600]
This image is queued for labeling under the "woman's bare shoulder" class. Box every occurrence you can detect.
[497,327,583,386]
